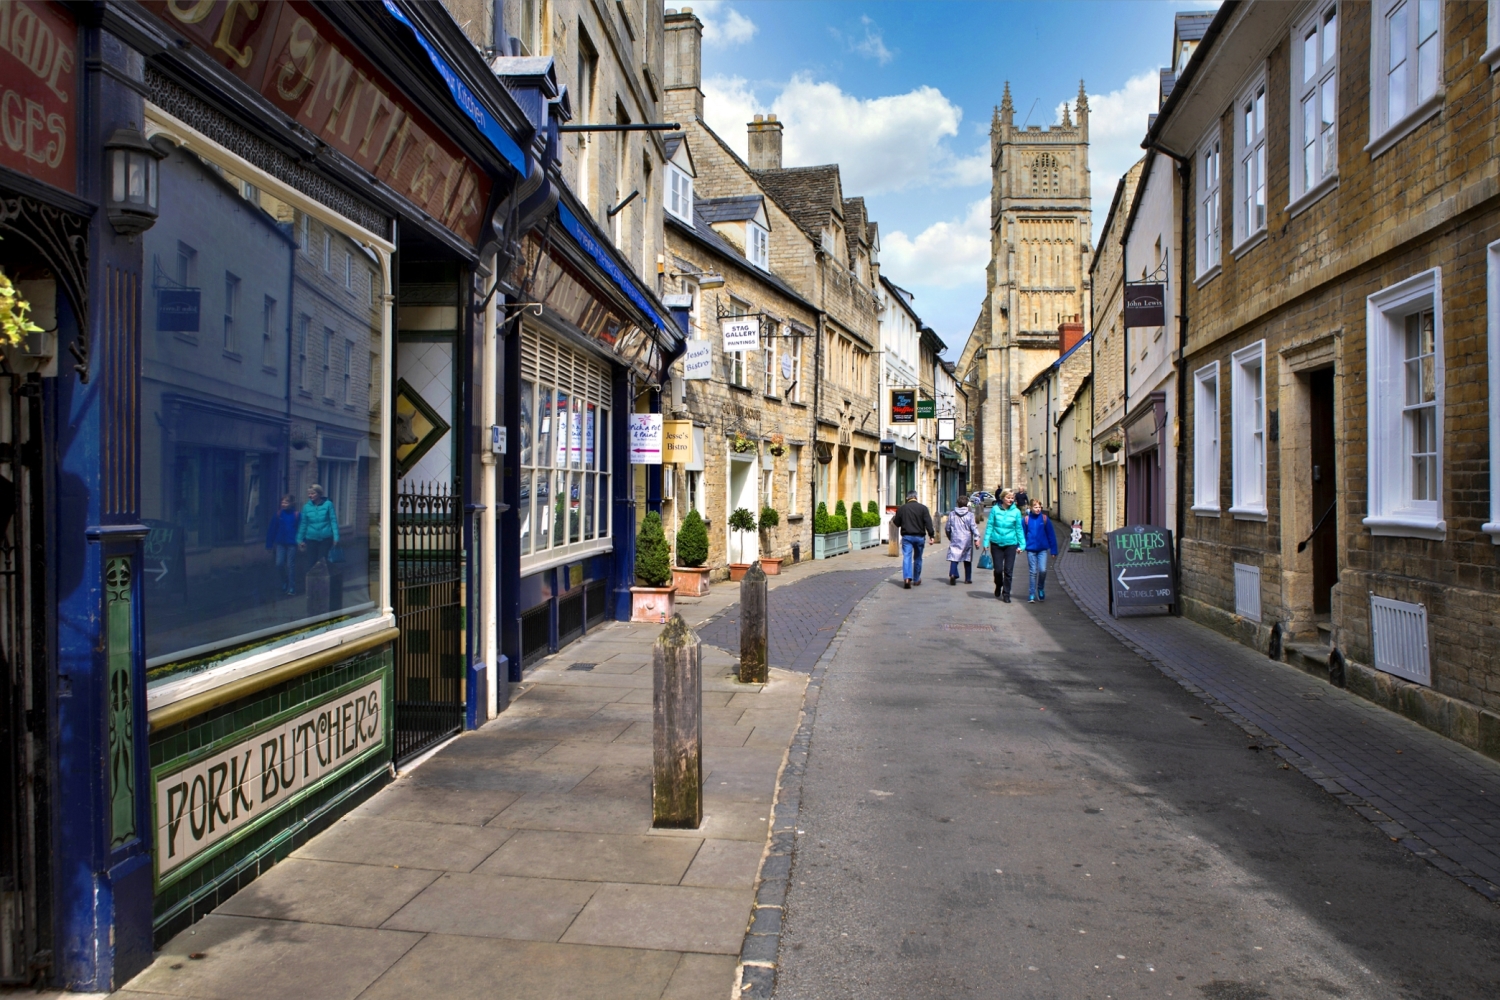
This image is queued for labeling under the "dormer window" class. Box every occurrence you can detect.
[667,165,693,223]
[748,222,769,271]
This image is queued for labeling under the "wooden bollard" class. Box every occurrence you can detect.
[739,561,768,684]
[653,614,703,829]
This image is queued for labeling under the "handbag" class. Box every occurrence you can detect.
[326,544,344,565]
[977,548,993,570]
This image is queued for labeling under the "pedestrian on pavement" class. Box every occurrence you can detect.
[945,494,978,585]
[297,484,341,582]
[1013,487,1029,511]
[984,488,1024,602]
[891,490,937,589]
[1023,498,1059,602]
[265,493,300,595]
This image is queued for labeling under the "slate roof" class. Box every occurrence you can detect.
[751,165,843,243]
[696,195,766,225]
[664,134,683,160]
[665,209,812,311]
[843,197,868,248]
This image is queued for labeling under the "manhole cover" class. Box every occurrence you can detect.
[944,624,995,631]
[567,662,596,671]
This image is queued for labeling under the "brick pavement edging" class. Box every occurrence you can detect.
[1054,551,1500,903]
[731,580,886,999]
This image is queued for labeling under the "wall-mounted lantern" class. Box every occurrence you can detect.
[105,127,167,236]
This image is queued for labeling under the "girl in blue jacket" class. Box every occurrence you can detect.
[265,494,299,594]
[1023,499,1059,602]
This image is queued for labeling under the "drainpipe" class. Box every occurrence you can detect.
[1121,239,1129,524]
[811,312,824,522]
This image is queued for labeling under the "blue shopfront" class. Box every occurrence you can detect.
[0,0,541,990]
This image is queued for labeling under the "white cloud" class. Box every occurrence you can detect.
[852,16,893,65]
[881,198,990,290]
[692,0,757,47]
[702,74,981,195]
[1082,70,1159,241]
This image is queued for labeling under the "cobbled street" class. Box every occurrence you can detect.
[765,557,1500,1000]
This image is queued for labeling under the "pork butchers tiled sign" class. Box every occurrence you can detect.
[152,672,387,885]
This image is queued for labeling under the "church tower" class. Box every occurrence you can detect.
[971,81,1092,494]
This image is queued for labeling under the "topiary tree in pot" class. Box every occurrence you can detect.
[676,508,709,568]
[728,506,758,565]
[833,500,848,533]
[814,501,830,534]
[635,510,672,587]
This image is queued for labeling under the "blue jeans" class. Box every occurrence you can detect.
[1027,549,1050,598]
[901,535,927,583]
[949,558,971,582]
[273,544,297,591]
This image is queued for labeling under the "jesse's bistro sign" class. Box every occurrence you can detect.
[152,674,387,884]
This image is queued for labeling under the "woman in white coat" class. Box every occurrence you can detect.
[945,494,978,585]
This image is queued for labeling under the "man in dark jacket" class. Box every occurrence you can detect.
[891,491,937,589]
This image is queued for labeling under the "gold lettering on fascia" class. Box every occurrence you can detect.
[153,677,384,881]
[0,0,75,185]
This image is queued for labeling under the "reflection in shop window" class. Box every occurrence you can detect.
[141,143,385,675]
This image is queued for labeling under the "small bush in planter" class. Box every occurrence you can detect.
[814,501,830,534]
[676,508,708,567]
[832,500,848,533]
[635,510,672,587]
[849,506,865,529]
[759,505,780,530]
[867,500,878,516]
[728,506,758,563]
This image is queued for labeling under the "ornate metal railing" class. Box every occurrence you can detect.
[392,481,464,763]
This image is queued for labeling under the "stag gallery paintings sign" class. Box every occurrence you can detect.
[152,673,387,885]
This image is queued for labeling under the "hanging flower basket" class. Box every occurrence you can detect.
[1103,437,1123,454]
[730,432,757,454]
[768,433,786,457]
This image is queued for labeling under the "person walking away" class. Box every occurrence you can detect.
[265,493,300,594]
[1023,499,1059,602]
[945,495,977,585]
[984,489,1024,602]
[891,491,936,589]
[297,484,340,595]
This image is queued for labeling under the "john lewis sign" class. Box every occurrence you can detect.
[152,675,385,884]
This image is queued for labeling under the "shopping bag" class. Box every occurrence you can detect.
[977,549,993,571]
[326,545,344,565]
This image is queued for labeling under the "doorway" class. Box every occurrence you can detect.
[727,455,758,563]
[1308,368,1338,614]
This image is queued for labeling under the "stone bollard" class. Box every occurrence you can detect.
[653,614,703,829]
[739,561,768,684]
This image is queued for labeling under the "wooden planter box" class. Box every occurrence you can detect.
[728,563,752,582]
[813,531,849,559]
[629,585,676,623]
[760,557,783,575]
[672,566,711,597]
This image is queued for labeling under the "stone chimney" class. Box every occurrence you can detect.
[663,9,704,121]
[748,113,783,170]
[1058,316,1084,356]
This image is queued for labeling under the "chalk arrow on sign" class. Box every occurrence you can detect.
[1118,567,1169,589]
[150,561,168,583]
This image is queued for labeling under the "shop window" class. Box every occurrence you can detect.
[1230,341,1267,518]
[141,134,387,675]
[1366,268,1445,538]
[519,327,614,569]
[1192,361,1220,513]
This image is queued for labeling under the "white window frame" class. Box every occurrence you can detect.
[1366,267,1445,539]
[1289,2,1339,213]
[763,326,777,395]
[1485,1,1500,73]
[1229,340,1268,520]
[748,221,770,271]
[1195,129,1222,277]
[1232,72,1268,254]
[1486,239,1500,543]
[666,165,693,223]
[1367,0,1444,158]
[1192,361,1221,514]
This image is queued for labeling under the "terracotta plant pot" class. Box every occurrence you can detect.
[728,563,752,582]
[760,557,783,576]
[629,585,676,623]
[672,566,711,597]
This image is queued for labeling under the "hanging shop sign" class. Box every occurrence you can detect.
[1123,283,1166,328]
[139,0,491,245]
[721,317,759,353]
[152,672,387,885]
[937,417,955,442]
[1106,524,1176,615]
[916,398,936,420]
[683,340,712,380]
[628,412,662,464]
[780,352,793,381]
[890,388,916,424]
[0,0,77,194]
[662,419,694,464]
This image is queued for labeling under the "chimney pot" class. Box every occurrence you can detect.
[747,112,784,170]
[754,114,764,122]
[681,5,691,11]
[768,113,776,122]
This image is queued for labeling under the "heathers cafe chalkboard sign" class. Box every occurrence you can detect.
[1106,525,1176,615]
[140,0,490,245]
[152,674,386,885]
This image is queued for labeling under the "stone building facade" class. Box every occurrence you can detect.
[663,9,883,536]
[1090,161,1145,537]
[1150,0,1500,757]
[960,83,1094,495]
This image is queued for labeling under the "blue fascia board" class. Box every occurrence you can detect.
[557,203,673,334]
[381,0,530,176]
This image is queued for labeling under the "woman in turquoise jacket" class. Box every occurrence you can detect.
[296,485,340,595]
[983,489,1024,602]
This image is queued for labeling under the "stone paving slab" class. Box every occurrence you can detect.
[1058,546,1500,900]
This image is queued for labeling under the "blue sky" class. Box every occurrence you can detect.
[689,0,1213,355]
